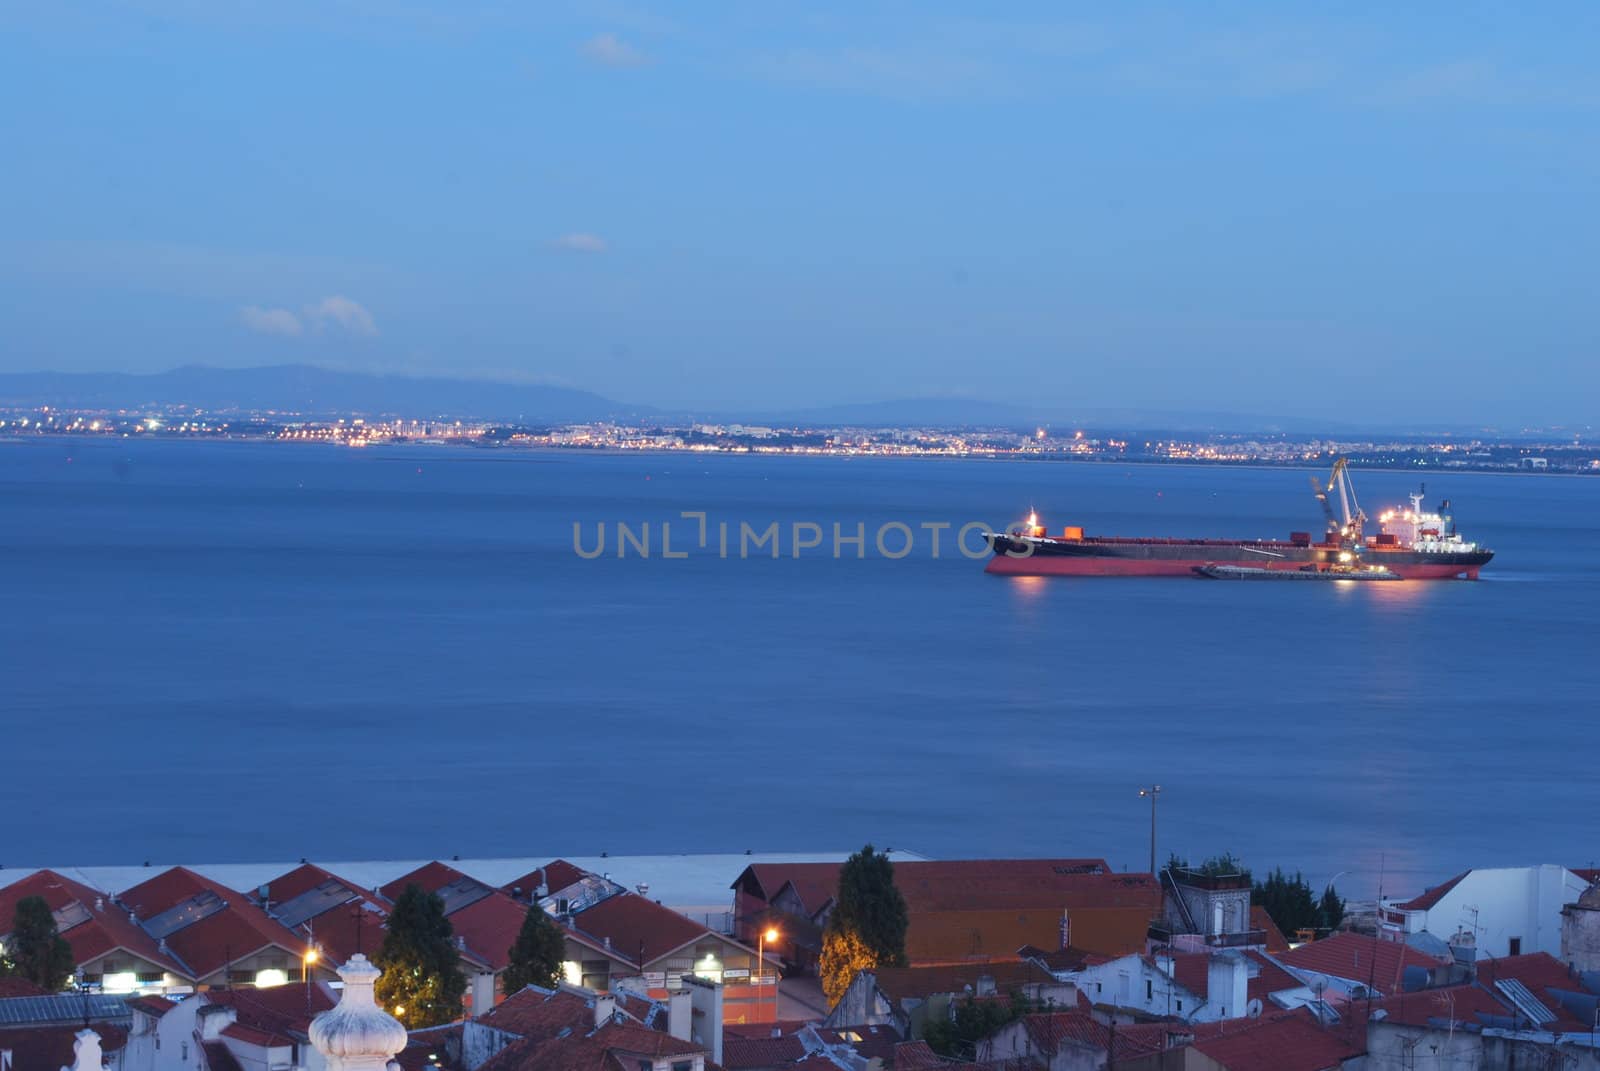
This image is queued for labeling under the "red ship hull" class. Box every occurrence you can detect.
[985,553,1482,580]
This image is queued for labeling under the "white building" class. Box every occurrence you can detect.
[1382,865,1592,960]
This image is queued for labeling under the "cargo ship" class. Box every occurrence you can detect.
[985,460,1493,580]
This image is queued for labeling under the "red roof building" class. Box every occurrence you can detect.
[257,862,390,968]
[477,1019,710,1071]
[1189,1008,1367,1071]
[1276,932,1448,997]
[0,869,192,990]
[118,867,313,988]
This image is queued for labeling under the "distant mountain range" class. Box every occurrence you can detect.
[0,363,1497,434]
[0,365,640,425]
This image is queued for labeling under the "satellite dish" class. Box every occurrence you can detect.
[1307,974,1330,998]
[1246,998,1263,1019]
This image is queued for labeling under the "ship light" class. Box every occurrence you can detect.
[1339,552,1353,562]
[1027,512,1037,526]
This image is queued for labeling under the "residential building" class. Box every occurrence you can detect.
[0,870,194,993]
[117,867,317,991]
[1381,865,1592,959]
[824,961,1075,1038]
[0,995,131,1071]
[255,863,390,969]
[733,858,1162,969]
[1563,882,1600,972]
[1275,932,1452,1000]
[380,862,533,1015]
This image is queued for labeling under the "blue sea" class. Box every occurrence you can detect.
[3,438,1596,898]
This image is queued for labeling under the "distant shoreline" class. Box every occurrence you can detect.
[4,430,1595,478]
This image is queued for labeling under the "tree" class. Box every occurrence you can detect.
[924,991,1038,1058]
[820,844,909,1006]
[0,896,74,991]
[503,906,565,995]
[374,884,466,1028]
[820,927,878,1006]
[1318,885,1346,932]
[1252,868,1319,939]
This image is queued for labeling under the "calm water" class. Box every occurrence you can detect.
[3,439,1596,897]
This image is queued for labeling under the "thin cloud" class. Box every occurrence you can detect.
[239,305,303,336]
[553,233,609,254]
[304,295,378,336]
[581,32,648,68]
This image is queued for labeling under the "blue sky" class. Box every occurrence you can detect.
[2,2,1596,424]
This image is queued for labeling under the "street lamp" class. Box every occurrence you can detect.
[1139,785,1161,876]
[758,927,780,1023]
[303,946,319,984]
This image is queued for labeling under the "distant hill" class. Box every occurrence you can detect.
[0,365,644,424]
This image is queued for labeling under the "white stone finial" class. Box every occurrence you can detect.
[62,1028,104,1071]
[309,954,409,1071]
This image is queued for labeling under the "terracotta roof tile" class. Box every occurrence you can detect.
[1395,871,1470,912]
[1249,907,1290,953]
[1189,1008,1365,1071]
[720,1032,807,1069]
[0,869,190,980]
[503,861,592,900]
[380,862,467,902]
[568,893,719,966]
[479,1020,705,1071]
[476,987,595,1039]
[0,978,47,998]
[126,995,177,1018]
[205,982,338,1037]
[1276,932,1445,995]
[870,961,1056,1004]
[119,867,309,980]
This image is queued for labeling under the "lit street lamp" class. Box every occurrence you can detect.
[758,927,780,1022]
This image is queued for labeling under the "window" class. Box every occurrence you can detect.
[1177,1000,1183,1011]
[1095,982,1102,994]
[1146,979,1153,1001]
[1509,937,1522,956]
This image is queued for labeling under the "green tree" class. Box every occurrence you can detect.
[923,992,1038,1057]
[1252,868,1319,939]
[820,927,878,1007]
[503,906,565,995]
[1318,885,1346,932]
[374,884,466,1028]
[0,896,74,991]
[820,844,909,1006]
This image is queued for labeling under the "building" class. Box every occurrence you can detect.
[117,867,317,991]
[255,863,390,969]
[1562,881,1600,972]
[1,1025,128,1071]
[1381,865,1592,959]
[824,961,1074,1038]
[0,870,194,993]
[380,862,534,1015]
[0,995,131,1071]
[1275,932,1452,1000]
[733,858,1162,969]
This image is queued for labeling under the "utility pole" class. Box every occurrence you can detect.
[1139,785,1162,875]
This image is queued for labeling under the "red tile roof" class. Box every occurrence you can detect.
[0,1025,128,1071]
[0,978,47,998]
[0,870,191,980]
[1166,950,1305,1007]
[260,863,389,967]
[222,1021,292,1048]
[1276,932,1445,995]
[1476,952,1588,1027]
[478,1020,706,1071]
[261,863,358,905]
[380,861,464,902]
[720,1032,808,1069]
[1189,1008,1365,1071]
[568,893,720,966]
[447,892,529,974]
[476,987,595,1039]
[1395,871,1470,912]
[869,961,1056,1005]
[119,867,309,980]
[816,1024,901,1063]
[503,861,591,900]
[1368,983,1510,1028]
[206,981,338,1038]
[127,995,177,1018]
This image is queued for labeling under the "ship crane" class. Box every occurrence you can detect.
[1312,458,1367,543]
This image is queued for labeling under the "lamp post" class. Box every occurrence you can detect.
[1139,785,1161,876]
[303,946,319,984]
[758,927,780,1023]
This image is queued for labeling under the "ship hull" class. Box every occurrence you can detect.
[985,536,1492,580]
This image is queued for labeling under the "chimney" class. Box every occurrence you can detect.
[667,989,692,1041]
[594,995,616,1027]
[681,975,724,1067]
[1207,952,1248,1020]
[94,897,104,912]
[637,883,650,897]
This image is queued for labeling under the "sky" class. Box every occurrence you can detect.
[1,1,1597,425]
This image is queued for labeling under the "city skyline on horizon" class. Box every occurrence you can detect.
[3,3,1598,426]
